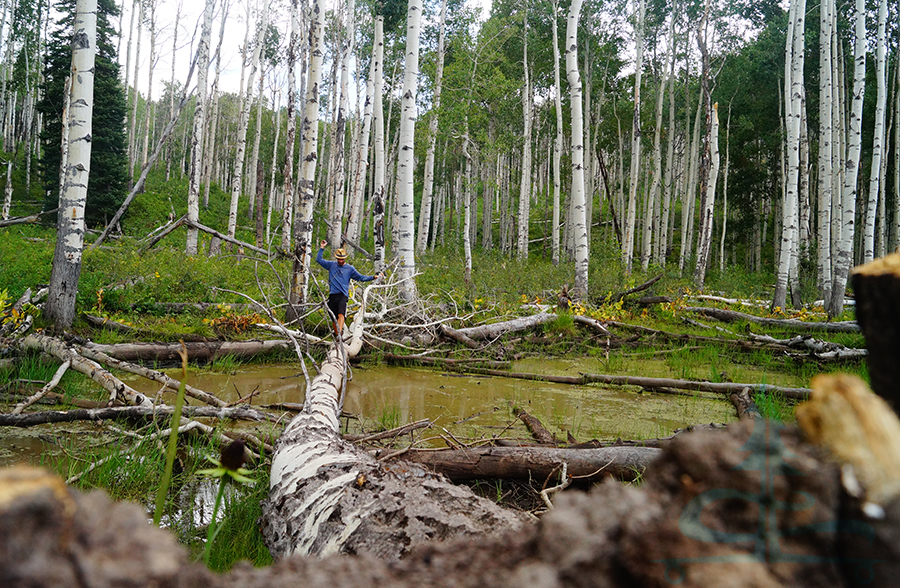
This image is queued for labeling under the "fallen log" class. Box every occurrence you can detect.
[596,274,662,305]
[395,445,659,483]
[0,208,57,228]
[683,306,860,333]
[455,312,558,341]
[729,387,761,420]
[20,334,154,408]
[439,323,481,348]
[83,313,136,334]
[261,344,530,561]
[83,339,291,363]
[514,408,557,445]
[381,353,509,370]
[0,404,273,428]
[448,364,811,400]
[76,346,228,407]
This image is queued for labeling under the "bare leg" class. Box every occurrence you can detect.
[336,314,346,339]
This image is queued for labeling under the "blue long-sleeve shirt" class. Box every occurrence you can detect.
[316,248,375,297]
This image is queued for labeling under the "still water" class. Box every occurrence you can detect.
[0,357,747,466]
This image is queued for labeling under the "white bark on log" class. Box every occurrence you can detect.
[83,339,291,363]
[456,312,558,340]
[20,334,153,408]
[261,344,529,560]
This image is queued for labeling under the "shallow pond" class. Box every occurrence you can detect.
[1,352,805,467]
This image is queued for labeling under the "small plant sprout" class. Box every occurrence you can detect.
[198,439,255,565]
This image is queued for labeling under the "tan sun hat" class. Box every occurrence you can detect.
[334,248,348,260]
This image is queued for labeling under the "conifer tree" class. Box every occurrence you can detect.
[39,0,127,227]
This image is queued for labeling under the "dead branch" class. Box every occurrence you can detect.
[596,274,663,305]
[683,306,860,333]
[514,408,557,445]
[0,404,273,428]
[82,339,292,363]
[10,360,70,415]
[729,387,761,420]
[343,418,432,443]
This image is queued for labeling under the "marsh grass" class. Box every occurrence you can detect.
[752,391,796,422]
[48,426,271,570]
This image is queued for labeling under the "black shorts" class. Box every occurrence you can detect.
[327,293,348,320]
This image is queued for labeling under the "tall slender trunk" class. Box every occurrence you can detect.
[415,0,446,255]
[863,0,887,263]
[517,13,532,261]
[165,1,180,182]
[347,57,374,246]
[643,41,666,271]
[229,0,270,239]
[828,0,866,317]
[372,15,386,272]
[248,65,265,222]
[289,0,325,306]
[140,0,157,169]
[186,0,215,255]
[550,0,563,265]
[280,0,300,251]
[816,0,834,300]
[623,0,645,272]
[47,0,96,329]
[266,91,281,244]
[659,12,677,266]
[328,0,355,248]
[127,0,143,185]
[567,0,588,299]
[394,0,423,299]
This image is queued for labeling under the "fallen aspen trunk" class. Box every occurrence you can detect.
[683,306,860,333]
[395,445,660,483]
[0,404,273,428]
[455,312,558,340]
[20,334,153,408]
[83,339,291,363]
[261,345,530,561]
[729,387,761,420]
[450,364,812,400]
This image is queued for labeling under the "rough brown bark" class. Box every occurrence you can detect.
[729,387,761,419]
[514,408,557,445]
[395,445,658,483]
[851,253,900,409]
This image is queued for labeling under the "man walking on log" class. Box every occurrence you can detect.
[317,240,382,340]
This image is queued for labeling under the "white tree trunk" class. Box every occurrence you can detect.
[280,0,300,251]
[1,160,11,220]
[185,0,214,255]
[894,58,900,252]
[415,0,446,255]
[228,0,270,239]
[694,102,719,287]
[658,13,677,266]
[346,59,375,246]
[829,0,866,317]
[126,0,141,182]
[863,0,887,263]
[623,0,645,272]
[328,0,355,249]
[773,0,805,310]
[719,103,732,272]
[567,0,588,299]
[46,0,96,329]
[816,0,833,301]
[643,43,665,271]
[266,92,281,244]
[140,0,158,169]
[394,0,422,299]
[551,0,563,265]
[289,0,325,305]
[372,15,386,272]
[516,18,532,261]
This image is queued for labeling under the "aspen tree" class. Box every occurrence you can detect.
[623,0,644,272]
[816,0,833,300]
[567,0,588,299]
[371,13,386,272]
[280,0,300,251]
[863,0,887,263]
[394,0,423,299]
[228,0,270,239]
[185,0,215,255]
[288,0,325,305]
[47,0,96,329]
[829,0,866,317]
[415,0,446,255]
[516,10,533,261]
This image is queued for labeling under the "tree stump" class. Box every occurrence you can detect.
[850,253,900,410]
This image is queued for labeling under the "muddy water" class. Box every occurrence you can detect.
[1,357,755,466]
